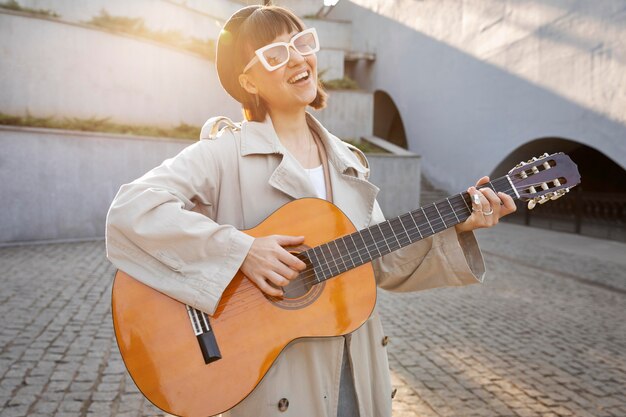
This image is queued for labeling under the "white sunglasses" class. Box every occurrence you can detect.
[243,28,320,73]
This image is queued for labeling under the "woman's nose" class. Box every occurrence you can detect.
[287,46,306,65]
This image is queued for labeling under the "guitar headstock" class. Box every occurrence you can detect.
[508,152,581,209]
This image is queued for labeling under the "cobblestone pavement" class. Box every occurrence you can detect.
[1,223,625,417]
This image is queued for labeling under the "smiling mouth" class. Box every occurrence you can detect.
[288,70,311,84]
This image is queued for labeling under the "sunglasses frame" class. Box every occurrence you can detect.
[243,27,320,73]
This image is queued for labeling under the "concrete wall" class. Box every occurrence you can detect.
[20,0,233,39]
[331,0,626,193]
[312,90,373,140]
[368,154,421,218]
[0,126,419,244]
[0,126,189,244]
[0,11,242,127]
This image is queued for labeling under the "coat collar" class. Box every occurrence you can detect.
[240,112,368,177]
[239,112,378,228]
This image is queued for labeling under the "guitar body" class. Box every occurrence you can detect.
[112,198,377,417]
[112,152,582,417]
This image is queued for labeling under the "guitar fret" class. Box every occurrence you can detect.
[313,245,332,281]
[365,228,383,258]
[335,236,354,271]
[306,249,322,283]
[399,213,417,243]
[345,234,362,266]
[322,244,340,276]
[353,231,371,264]
[378,222,401,251]
[433,202,448,229]
[447,198,460,223]
[421,207,436,235]
[460,193,472,213]
[407,211,424,239]
[335,238,353,271]
[375,224,392,253]
[328,240,343,273]
[390,217,411,246]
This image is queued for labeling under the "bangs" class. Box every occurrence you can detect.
[235,7,304,69]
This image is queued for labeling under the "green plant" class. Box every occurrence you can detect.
[86,10,215,60]
[0,113,201,140]
[343,139,389,154]
[0,0,59,18]
[321,76,360,90]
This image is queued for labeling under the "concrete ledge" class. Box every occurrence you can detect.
[0,127,189,244]
[362,135,415,156]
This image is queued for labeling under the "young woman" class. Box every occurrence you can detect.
[106,5,516,417]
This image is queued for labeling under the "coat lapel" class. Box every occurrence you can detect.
[306,115,380,229]
[240,117,318,201]
[239,113,380,229]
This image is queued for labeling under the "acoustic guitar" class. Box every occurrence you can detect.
[111,152,580,416]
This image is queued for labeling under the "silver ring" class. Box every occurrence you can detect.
[484,207,494,216]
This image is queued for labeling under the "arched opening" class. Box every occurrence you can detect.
[373,90,407,149]
[491,138,626,242]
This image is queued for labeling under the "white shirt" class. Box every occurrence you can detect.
[304,165,326,199]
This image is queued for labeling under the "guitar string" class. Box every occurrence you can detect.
[212,185,516,321]
[211,178,517,319]
[215,177,515,307]
[210,200,468,319]
[212,178,519,321]
[217,194,476,308]
[213,202,472,321]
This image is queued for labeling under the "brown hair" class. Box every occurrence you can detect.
[217,5,328,122]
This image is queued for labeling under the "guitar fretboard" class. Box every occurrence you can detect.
[303,176,516,281]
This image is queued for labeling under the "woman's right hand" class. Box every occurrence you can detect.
[240,235,307,297]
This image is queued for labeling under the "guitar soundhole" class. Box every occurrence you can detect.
[266,251,325,310]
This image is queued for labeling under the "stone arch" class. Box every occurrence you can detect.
[491,137,626,241]
[373,90,407,149]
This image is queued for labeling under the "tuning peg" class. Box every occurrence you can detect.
[542,153,549,157]
[528,199,537,210]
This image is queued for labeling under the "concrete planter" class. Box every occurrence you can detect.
[0,126,189,245]
[0,126,420,244]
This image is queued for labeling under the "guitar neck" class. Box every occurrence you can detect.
[303,175,518,281]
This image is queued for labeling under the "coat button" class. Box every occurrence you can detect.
[382,336,390,346]
[278,398,289,412]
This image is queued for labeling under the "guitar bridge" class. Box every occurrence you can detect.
[186,305,222,364]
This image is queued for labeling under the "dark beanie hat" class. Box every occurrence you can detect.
[216,5,261,104]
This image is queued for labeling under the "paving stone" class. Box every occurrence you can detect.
[1,225,625,417]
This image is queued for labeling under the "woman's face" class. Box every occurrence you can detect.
[242,29,318,114]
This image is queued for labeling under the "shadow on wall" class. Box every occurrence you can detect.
[373,90,407,149]
[332,1,626,194]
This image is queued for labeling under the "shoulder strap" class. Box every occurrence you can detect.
[344,142,369,170]
[200,116,241,140]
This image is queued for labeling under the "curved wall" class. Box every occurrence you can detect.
[332,0,626,193]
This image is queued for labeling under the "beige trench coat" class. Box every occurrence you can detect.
[105,112,485,417]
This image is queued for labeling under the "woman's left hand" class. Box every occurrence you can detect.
[455,176,517,234]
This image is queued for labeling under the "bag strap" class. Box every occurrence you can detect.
[200,116,241,140]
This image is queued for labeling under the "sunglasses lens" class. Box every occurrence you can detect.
[261,45,289,68]
[294,32,317,54]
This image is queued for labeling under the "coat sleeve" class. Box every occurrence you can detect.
[105,137,254,315]
[370,198,485,293]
